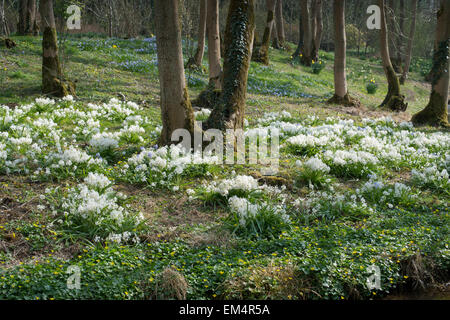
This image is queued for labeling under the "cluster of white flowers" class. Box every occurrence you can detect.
[301,157,330,173]
[89,132,119,151]
[411,165,449,191]
[60,174,144,243]
[84,172,112,189]
[0,143,6,161]
[204,175,260,197]
[323,150,379,167]
[228,196,289,226]
[194,108,212,119]
[122,144,218,187]
[35,97,55,106]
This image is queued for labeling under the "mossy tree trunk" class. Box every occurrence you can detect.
[299,0,312,66]
[275,0,285,48]
[207,0,222,89]
[311,0,323,62]
[189,0,207,69]
[207,0,255,131]
[379,0,407,111]
[412,0,449,127]
[41,0,74,98]
[154,0,196,145]
[327,0,359,107]
[253,0,277,65]
[400,0,417,84]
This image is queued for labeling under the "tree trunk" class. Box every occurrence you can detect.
[18,0,37,36]
[300,0,312,66]
[400,0,417,84]
[207,0,222,89]
[154,0,196,146]
[0,0,9,37]
[311,0,323,61]
[275,0,285,47]
[412,0,449,127]
[188,0,207,69]
[397,0,405,70]
[379,0,407,111]
[293,5,304,57]
[41,0,74,97]
[254,0,277,65]
[327,0,359,107]
[206,0,255,130]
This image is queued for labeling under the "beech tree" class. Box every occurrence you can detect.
[207,0,255,130]
[412,0,449,127]
[41,0,74,97]
[253,0,277,65]
[378,0,407,111]
[154,0,196,145]
[207,0,222,89]
[328,0,359,107]
[187,0,207,69]
[400,0,418,84]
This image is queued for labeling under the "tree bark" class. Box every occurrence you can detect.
[18,0,37,36]
[41,0,74,97]
[412,0,449,127]
[327,0,359,107]
[207,0,222,89]
[275,0,285,47]
[300,0,312,66]
[188,0,207,69]
[207,0,255,130]
[154,0,196,145]
[0,0,9,37]
[311,0,323,61]
[400,0,417,84]
[379,0,407,111]
[254,0,277,65]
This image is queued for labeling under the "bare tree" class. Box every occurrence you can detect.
[311,0,323,61]
[40,0,74,97]
[412,0,449,127]
[400,0,418,84]
[154,0,196,145]
[207,0,222,89]
[379,0,407,111]
[299,0,312,65]
[275,0,285,48]
[207,0,255,130]
[328,0,359,107]
[253,0,277,65]
[187,0,207,69]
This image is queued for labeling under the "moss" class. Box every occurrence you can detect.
[380,64,408,112]
[193,83,222,110]
[411,90,449,127]
[327,93,361,108]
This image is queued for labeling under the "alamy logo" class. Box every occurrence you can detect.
[366,5,381,30]
[366,265,381,290]
[67,5,81,30]
[66,265,81,290]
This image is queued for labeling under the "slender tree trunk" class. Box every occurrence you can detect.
[294,5,304,57]
[379,0,407,111]
[41,0,74,97]
[412,0,449,127]
[254,0,277,65]
[207,0,222,89]
[18,0,37,36]
[207,0,255,130]
[188,0,207,69]
[397,0,405,69]
[311,0,323,61]
[300,0,312,66]
[400,0,417,84]
[154,0,196,146]
[275,0,285,47]
[0,0,9,37]
[328,0,359,107]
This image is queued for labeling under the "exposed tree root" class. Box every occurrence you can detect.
[192,84,221,110]
[327,93,361,108]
